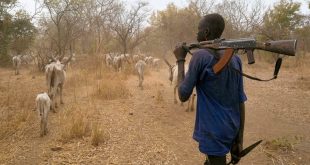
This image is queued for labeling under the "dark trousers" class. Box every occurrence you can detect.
[204,155,226,165]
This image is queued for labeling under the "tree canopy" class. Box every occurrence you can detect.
[0,0,36,65]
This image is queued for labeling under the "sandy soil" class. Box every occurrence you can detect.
[0,60,309,165]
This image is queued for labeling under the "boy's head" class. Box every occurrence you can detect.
[197,13,225,42]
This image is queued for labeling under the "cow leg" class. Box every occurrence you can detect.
[52,100,57,112]
[50,93,57,112]
[139,74,143,88]
[141,73,144,89]
[40,119,44,137]
[43,118,47,135]
[55,97,58,108]
[139,78,142,87]
[45,117,49,135]
[137,74,141,87]
[50,102,55,112]
[174,86,178,104]
[43,110,47,135]
[60,85,64,104]
[140,80,143,90]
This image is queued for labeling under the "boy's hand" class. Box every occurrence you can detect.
[230,141,243,164]
[173,42,187,61]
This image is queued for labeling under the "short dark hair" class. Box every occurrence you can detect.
[199,13,225,40]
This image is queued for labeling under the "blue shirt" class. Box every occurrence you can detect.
[178,49,247,156]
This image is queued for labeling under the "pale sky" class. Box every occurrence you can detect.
[18,0,310,16]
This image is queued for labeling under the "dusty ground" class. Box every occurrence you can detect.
[0,57,309,165]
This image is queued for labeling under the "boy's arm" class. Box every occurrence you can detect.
[177,61,185,86]
[173,44,192,102]
[231,102,245,161]
[237,102,245,147]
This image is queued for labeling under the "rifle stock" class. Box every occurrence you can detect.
[256,40,297,56]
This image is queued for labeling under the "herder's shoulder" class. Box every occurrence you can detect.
[191,49,213,63]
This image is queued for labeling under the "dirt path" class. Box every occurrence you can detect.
[0,64,309,164]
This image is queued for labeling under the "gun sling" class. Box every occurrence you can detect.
[229,57,283,82]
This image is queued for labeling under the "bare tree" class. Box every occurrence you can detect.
[43,0,87,59]
[43,0,71,58]
[187,0,217,18]
[215,0,264,38]
[111,1,149,55]
[84,0,120,53]
[27,0,44,21]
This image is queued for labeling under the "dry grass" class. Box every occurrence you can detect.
[93,76,130,100]
[59,105,91,143]
[261,135,305,165]
[0,74,39,140]
[58,55,129,143]
[122,63,136,76]
[263,136,303,152]
[91,122,108,147]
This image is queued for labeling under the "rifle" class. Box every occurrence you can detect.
[182,38,297,79]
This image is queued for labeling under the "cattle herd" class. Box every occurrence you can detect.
[12,54,34,75]
[10,51,195,137]
[104,53,161,72]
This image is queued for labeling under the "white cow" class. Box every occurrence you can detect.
[12,55,22,75]
[151,58,160,71]
[124,53,131,60]
[144,56,154,65]
[45,53,72,111]
[113,55,122,72]
[105,54,113,68]
[135,60,147,89]
[132,54,140,63]
[119,54,125,61]
[35,92,51,136]
[163,57,196,112]
[45,61,66,111]
[20,54,34,64]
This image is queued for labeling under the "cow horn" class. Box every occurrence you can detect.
[47,54,57,62]
[162,54,173,69]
